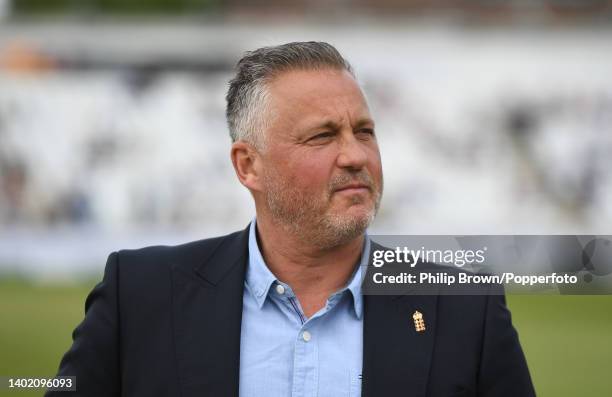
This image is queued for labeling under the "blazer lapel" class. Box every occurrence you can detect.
[172,226,249,397]
[361,244,438,397]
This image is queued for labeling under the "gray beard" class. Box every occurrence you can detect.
[262,170,382,250]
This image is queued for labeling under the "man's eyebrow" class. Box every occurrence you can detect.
[310,120,341,131]
[354,118,375,128]
[298,120,341,135]
[305,118,375,133]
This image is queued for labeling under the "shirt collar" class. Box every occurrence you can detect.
[245,220,278,309]
[347,237,368,319]
[245,218,368,319]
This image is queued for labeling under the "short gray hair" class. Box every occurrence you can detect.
[225,41,354,149]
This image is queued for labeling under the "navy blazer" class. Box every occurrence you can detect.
[47,225,535,396]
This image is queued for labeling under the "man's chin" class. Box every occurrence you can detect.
[326,206,375,231]
[332,199,375,217]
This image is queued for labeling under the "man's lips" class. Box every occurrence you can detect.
[333,184,371,193]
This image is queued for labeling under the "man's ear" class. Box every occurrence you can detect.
[231,141,263,192]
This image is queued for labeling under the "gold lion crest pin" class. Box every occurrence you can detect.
[413,310,426,332]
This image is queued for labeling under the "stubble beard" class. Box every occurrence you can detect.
[262,168,383,250]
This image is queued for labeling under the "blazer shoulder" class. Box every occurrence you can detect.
[113,228,246,274]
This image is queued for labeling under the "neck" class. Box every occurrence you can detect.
[254,214,364,318]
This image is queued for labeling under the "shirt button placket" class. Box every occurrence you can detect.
[292,327,317,397]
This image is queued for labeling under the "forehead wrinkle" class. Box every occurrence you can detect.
[266,69,372,138]
[296,99,372,135]
[337,96,373,130]
[312,94,363,127]
[280,96,345,133]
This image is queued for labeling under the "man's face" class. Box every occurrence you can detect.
[258,68,383,248]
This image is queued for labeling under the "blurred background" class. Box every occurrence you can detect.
[0,1,611,396]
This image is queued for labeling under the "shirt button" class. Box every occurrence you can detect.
[302,331,311,342]
[275,284,285,295]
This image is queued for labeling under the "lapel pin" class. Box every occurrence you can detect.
[413,310,426,332]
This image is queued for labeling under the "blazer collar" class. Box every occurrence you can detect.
[193,224,251,286]
[172,224,250,397]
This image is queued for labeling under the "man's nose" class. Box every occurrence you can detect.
[336,132,368,170]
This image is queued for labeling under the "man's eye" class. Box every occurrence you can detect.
[357,128,375,138]
[309,132,334,141]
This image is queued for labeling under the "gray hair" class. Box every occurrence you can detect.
[225,41,354,149]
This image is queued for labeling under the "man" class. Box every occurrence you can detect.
[48,42,535,397]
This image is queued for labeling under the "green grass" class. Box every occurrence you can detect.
[0,278,97,397]
[507,295,612,396]
[0,279,611,396]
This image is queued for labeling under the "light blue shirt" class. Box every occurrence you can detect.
[239,220,369,397]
